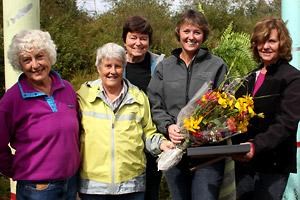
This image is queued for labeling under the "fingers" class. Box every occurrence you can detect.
[232,154,247,162]
[168,124,185,144]
[160,140,176,151]
[232,142,255,162]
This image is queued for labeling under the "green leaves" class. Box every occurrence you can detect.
[212,22,257,77]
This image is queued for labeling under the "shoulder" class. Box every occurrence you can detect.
[149,51,165,61]
[158,54,177,67]
[276,62,300,80]
[62,80,76,92]
[127,81,148,104]
[77,80,99,99]
[0,83,20,112]
[204,51,226,65]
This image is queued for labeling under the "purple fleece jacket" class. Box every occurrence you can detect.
[0,71,80,181]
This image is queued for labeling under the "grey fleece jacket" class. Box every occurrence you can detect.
[147,48,227,135]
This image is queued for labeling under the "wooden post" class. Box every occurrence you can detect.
[2,0,40,199]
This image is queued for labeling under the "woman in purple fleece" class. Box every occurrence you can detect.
[0,30,80,200]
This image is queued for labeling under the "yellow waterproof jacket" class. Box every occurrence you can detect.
[77,79,163,185]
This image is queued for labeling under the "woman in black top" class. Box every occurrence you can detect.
[233,17,300,200]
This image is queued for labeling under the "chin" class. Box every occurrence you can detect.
[133,52,145,57]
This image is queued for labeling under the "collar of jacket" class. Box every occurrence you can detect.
[253,59,288,75]
[84,79,143,105]
[171,47,209,62]
[17,70,65,99]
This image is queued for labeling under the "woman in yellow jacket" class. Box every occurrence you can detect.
[77,42,174,200]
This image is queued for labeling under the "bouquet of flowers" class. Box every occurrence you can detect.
[157,78,264,171]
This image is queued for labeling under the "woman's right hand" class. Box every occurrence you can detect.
[168,124,185,144]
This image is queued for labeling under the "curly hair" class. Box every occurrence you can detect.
[7,29,57,71]
[251,17,292,62]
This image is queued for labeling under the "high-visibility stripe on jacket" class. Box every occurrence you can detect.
[77,79,163,185]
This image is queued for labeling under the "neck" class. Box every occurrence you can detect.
[28,76,52,96]
[262,58,279,69]
[126,53,145,63]
[260,66,267,74]
[180,50,196,67]
[103,83,123,101]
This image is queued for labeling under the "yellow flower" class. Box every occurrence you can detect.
[230,95,236,106]
[218,92,235,109]
[237,118,249,133]
[257,113,265,118]
[184,116,203,132]
[248,106,255,117]
[235,95,255,114]
[218,92,228,108]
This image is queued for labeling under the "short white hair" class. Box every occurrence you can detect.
[7,29,57,71]
[95,43,126,68]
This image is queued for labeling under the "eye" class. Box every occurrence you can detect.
[37,54,45,60]
[269,39,278,44]
[22,58,31,63]
[115,65,122,69]
[130,36,137,40]
[140,36,149,41]
[20,56,31,64]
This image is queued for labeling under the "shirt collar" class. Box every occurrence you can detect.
[100,80,128,104]
[17,70,65,99]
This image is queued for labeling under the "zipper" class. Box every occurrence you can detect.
[111,116,115,185]
[185,62,193,104]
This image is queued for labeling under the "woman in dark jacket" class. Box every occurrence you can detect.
[148,9,227,200]
[232,17,300,200]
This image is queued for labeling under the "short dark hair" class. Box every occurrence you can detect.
[251,17,292,62]
[175,9,210,42]
[122,16,153,44]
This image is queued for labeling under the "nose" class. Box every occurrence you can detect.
[188,32,195,40]
[135,38,142,45]
[31,58,39,69]
[263,41,270,49]
[110,65,117,74]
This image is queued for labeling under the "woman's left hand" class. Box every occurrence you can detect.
[232,142,255,162]
[160,140,176,152]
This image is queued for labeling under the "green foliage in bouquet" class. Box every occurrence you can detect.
[212,22,257,77]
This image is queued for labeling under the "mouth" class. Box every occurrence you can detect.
[106,76,119,80]
[133,48,145,52]
[32,68,44,74]
[261,51,273,56]
[186,40,198,46]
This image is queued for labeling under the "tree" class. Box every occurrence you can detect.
[41,0,93,80]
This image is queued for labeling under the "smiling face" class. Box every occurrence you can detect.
[97,58,124,90]
[257,29,280,66]
[179,23,204,56]
[125,32,150,62]
[19,49,51,85]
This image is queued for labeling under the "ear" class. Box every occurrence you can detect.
[96,65,101,75]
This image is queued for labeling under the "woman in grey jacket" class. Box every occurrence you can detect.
[147,9,227,200]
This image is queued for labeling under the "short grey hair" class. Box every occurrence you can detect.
[7,29,57,71]
[95,43,126,68]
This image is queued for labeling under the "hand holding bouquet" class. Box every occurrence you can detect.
[157,79,264,171]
